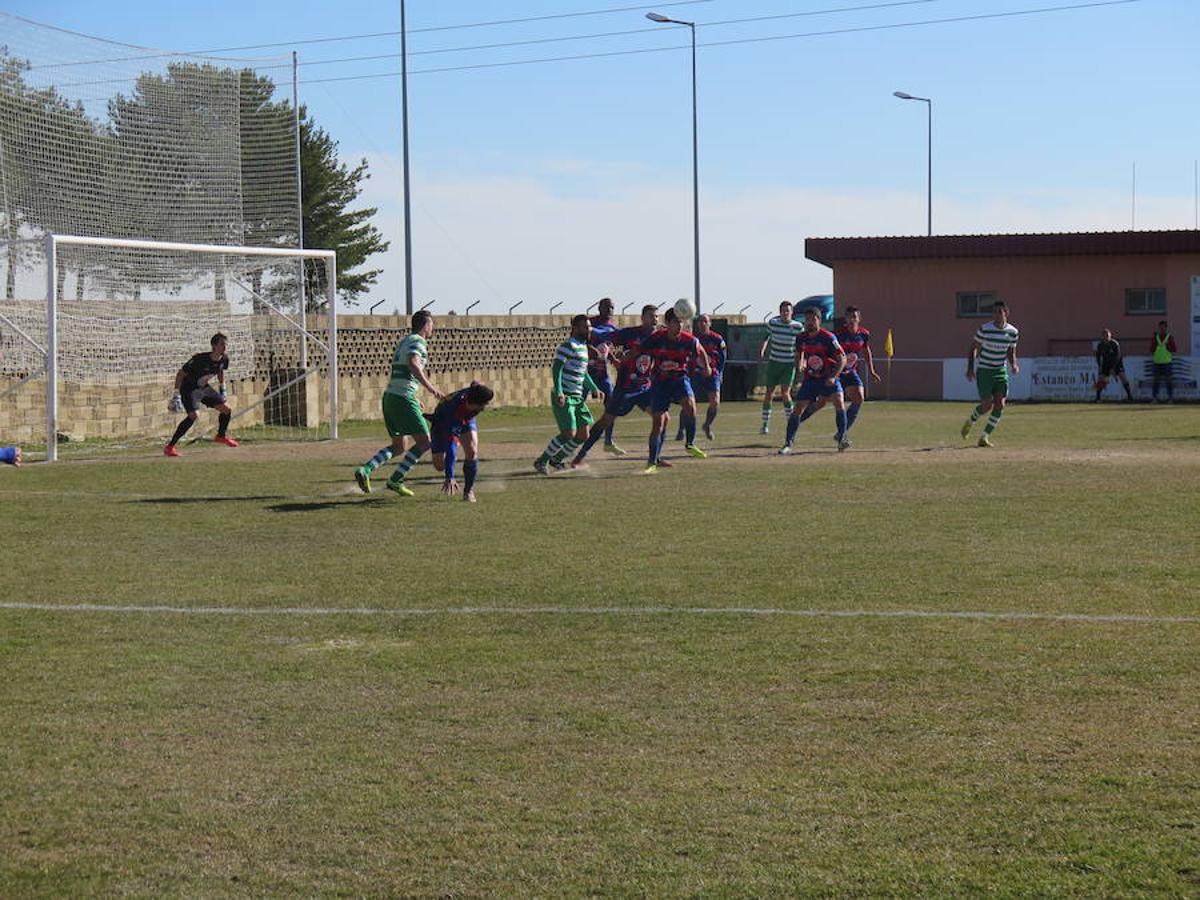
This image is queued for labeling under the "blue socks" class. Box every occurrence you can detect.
[845,402,861,431]
[464,459,478,493]
[682,413,697,445]
[835,409,848,442]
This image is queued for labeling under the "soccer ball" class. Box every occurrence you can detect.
[673,298,696,320]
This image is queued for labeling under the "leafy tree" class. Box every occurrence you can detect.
[299,108,389,307]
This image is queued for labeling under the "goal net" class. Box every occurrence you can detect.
[0,236,337,461]
[0,13,325,460]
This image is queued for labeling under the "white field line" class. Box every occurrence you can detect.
[1,602,1197,625]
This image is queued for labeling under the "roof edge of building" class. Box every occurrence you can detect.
[805,229,1200,267]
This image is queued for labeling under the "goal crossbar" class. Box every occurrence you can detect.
[42,234,339,462]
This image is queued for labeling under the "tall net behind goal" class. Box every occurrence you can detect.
[0,13,321,459]
[0,237,336,460]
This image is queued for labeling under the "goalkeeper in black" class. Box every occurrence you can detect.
[165,332,239,457]
[1094,328,1133,403]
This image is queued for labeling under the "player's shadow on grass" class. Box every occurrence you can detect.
[133,495,291,505]
[267,498,391,513]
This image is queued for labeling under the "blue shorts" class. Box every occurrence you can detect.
[692,373,722,398]
[839,370,863,390]
[794,377,843,403]
[430,419,476,454]
[606,384,653,418]
[588,371,613,400]
[650,377,694,413]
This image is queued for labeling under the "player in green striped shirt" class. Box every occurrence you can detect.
[758,301,805,434]
[354,310,445,496]
[535,314,601,474]
[962,301,1020,447]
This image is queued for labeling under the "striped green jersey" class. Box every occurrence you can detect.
[554,336,590,397]
[974,322,1019,371]
[385,333,427,397]
[766,316,805,363]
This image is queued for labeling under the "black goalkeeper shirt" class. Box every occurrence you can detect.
[1095,339,1122,369]
[180,352,229,392]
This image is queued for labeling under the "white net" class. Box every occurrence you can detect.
[0,12,298,272]
[0,13,319,458]
[0,240,334,459]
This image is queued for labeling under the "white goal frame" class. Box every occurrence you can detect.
[42,233,339,462]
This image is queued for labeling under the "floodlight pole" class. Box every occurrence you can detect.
[549,301,563,314]
[401,0,414,314]
[647,12,700,314]
[466,300,480,314]
[893,91,932,235]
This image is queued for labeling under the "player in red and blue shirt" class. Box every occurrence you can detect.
[780,306,848,454]
[689,314,726,441]
[571,305,659,467]
[640,307,711,471]
[427,382,494,502]
[587,298,620,448]
[835,306,882,441]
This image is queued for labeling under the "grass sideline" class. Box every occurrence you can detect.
[1,400,1198,894]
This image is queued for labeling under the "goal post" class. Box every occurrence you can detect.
[34,234,337,462]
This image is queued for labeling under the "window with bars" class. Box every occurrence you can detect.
[955,291,997,317]
[1124,288,1166,315]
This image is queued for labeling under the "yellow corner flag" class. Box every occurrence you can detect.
[884,328,895,358]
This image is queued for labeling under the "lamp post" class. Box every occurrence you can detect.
[893,91,932,236]
[647,11,700,313]
[401,0,414,313]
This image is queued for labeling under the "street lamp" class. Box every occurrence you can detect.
[646,10,701,313]
[893,90,932,236]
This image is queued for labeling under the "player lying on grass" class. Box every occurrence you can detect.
[0,445,20,466]
[165,332,239,457]
[779,307,848,455]
[425,382,494,503]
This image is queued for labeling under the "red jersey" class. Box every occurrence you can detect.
[642,328,704,382]
[835,327,870,373]
[796,328,845,381]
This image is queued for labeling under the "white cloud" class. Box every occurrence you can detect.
[350,152,1199,317]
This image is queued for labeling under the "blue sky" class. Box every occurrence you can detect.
[8,0,1199,315]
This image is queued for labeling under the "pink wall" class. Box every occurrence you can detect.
[829,253,1200,359]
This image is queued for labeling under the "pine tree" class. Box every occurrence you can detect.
[300,108,389,307]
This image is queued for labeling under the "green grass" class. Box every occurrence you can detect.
[1,401,1198,894]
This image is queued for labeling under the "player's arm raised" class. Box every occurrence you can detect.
[409,352,444,401]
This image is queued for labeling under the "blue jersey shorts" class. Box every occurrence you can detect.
[794,377,844,404]
[606,384,653,418]
[838,369,863,389]
[588,371,613,401]
[692,373,722,398]
[650,376,695,413]
[430,418,476,454]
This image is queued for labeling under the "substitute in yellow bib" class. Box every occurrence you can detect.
[1149,320,1177,403]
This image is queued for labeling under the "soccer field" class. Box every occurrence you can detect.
[1,400,1198,894]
